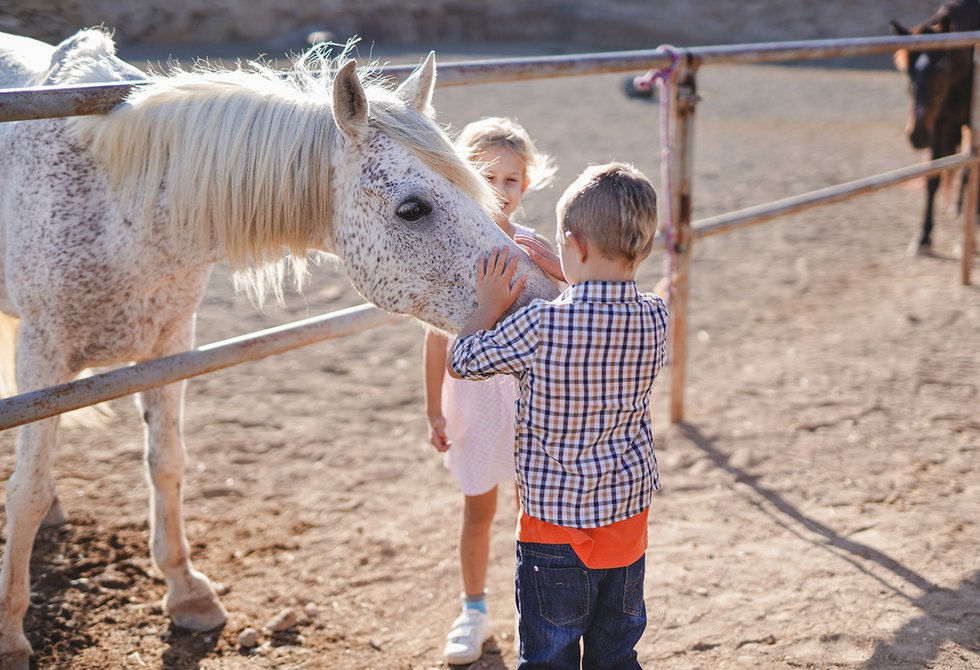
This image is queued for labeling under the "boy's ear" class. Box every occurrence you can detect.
[565,230,588,263]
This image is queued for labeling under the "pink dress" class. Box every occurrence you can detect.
[442,223,536,496]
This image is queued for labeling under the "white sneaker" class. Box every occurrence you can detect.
[444,607,491,665]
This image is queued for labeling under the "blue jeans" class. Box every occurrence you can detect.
[515,542,646,670]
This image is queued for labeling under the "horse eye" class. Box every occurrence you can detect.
[396,198,432,222]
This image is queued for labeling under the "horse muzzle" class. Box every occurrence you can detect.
[908,123,931,150]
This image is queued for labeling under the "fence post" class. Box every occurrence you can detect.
[963,45,980,285]
[668,62,699,423]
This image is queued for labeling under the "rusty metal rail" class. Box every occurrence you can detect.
[692,153,979,239]
[4,32,980,122]
[0,304,396,431]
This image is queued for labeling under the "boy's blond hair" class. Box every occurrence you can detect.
[556,162,658,264]
[456,116,557,191]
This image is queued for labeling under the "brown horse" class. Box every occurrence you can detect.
[891,0,980,255]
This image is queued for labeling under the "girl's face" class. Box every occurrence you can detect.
[475,146,530,223]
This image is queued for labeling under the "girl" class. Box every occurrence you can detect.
[423,117,555,665]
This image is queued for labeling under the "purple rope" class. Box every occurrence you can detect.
[635,45,683,311]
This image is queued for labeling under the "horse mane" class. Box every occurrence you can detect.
[70,48,494,302]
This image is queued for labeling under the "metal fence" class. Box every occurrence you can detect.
[0,31,977,428]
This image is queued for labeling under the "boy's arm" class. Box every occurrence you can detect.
[457,301,509,339]
[449,248,535,380]
[646,293,670,377]
[422,331,452,452]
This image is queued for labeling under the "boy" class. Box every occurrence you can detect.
[449,162,669,669]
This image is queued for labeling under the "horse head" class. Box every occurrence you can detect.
[328,54,559,333]
[891,7,975,149]
[72,50,559,336]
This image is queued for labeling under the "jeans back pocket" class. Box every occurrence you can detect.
[533,565,591,626]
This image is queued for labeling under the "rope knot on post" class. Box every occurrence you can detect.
[631,44,682,93]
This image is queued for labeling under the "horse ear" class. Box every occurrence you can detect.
[333,60,369,142]
[889,20,910,36]
[396,51,437,117]
[890,20,911,72]
[894,49,909,73]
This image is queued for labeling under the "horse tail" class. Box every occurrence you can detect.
[0,312,113,429]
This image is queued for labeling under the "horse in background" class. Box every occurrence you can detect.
[0,28,557,668]
[891,0,980,255]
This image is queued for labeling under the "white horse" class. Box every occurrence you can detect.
[0,28,556,667]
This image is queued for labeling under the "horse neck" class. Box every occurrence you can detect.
[946,53,974,118]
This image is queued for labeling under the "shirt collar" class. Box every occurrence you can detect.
[562,280,641,304]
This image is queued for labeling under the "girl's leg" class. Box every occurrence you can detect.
[460,487,498,597]
[444,487,498,664]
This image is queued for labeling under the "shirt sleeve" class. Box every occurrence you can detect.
[645,294,669,376]
[450,303,540,380]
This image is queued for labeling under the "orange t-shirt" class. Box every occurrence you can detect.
[516,507,649,569]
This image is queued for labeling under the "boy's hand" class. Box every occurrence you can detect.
[428,415,452,452]
[515,234,565,283]
[476,247,526,317]
[454,247,527,342]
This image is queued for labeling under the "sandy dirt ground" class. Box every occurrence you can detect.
[1,48,978,670]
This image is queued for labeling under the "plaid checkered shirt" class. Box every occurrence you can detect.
[451,280,668,528]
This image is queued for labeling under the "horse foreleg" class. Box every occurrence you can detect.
[0,418,58,669]
[137,345,227,631]
[914,174,940,255]
[40,494,68,528]
[0,339,68,669]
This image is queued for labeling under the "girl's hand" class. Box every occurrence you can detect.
[475,247,526,316]
[428,415,452,452]
[515,234,565,282]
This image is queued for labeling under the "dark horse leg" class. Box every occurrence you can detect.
[954,166,980,213]
[918,174,940,254]
[916,121,964,255]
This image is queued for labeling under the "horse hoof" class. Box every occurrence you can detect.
[0,635,33,670]
[164,586,228,631]
[0,651,31,670]
[907,239,932,256]
[41,498,68,528]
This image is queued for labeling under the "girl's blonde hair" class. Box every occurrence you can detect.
[455,116,557,190]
